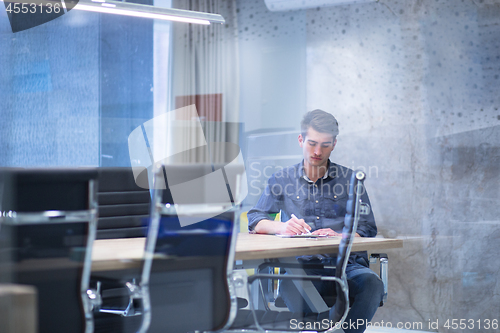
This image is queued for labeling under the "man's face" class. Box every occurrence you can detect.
[298,127,336,170]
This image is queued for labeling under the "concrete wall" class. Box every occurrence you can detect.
[238,0,500,331]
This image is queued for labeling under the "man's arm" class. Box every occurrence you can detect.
[355,184,377,237]
[247,174,281,232]
[248,175,310,235]
[254,215,311,235]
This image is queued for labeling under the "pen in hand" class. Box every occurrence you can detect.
[291,214,312,235]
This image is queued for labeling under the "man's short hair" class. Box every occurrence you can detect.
[301,109,339,140]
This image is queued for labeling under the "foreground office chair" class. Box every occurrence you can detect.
[92,162,244,333]
[0,168,99,333]
[229,170,367,332]
[146,163,242,333]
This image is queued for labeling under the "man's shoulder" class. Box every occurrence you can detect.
[328,162,354,180]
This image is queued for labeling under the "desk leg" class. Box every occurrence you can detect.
[281,258,330,313]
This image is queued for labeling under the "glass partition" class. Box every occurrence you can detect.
[0,0,171,167]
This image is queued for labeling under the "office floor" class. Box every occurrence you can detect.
[234,272,436,333]
[234,268,436,333]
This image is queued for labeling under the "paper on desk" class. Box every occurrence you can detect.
[275,234,330,238]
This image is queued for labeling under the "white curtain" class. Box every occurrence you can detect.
[170,0,240,164]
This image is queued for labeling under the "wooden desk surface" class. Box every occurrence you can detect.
[235,233,403,260]
[92,234,403,270]
[92,237,145,272]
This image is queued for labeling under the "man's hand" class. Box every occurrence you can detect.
[311,228,362,237]
[279,214,311,235]
[311,228,341,236]
[253,215,311,235]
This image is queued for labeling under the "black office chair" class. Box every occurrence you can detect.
[228,170,367,332]
[143,162,243,333]
[0,168,99,333]
[92,162,244,333]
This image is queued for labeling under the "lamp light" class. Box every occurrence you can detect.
[76,0,225,24]
[0,0,225,25]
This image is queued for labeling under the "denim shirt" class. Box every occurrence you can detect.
[247,161,377,261]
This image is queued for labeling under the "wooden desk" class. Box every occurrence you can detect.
[91,234,403,313]
[234,234,403,313]
[235,233,403,261]
[92,237,145,271]
[92,233,403,270]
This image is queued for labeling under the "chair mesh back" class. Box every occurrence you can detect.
[96,168,151,239]
[1,168,94,212]
[148,211,235,333]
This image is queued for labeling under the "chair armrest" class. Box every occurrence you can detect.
[370,253,388,305]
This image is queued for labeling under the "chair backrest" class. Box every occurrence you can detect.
[330,170,365,324]
[0,168,98,333]
[144,163,240,333]
[148,212,237,333]
[96,167,151,239]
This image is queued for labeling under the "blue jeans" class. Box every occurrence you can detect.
[279,258,384,333]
